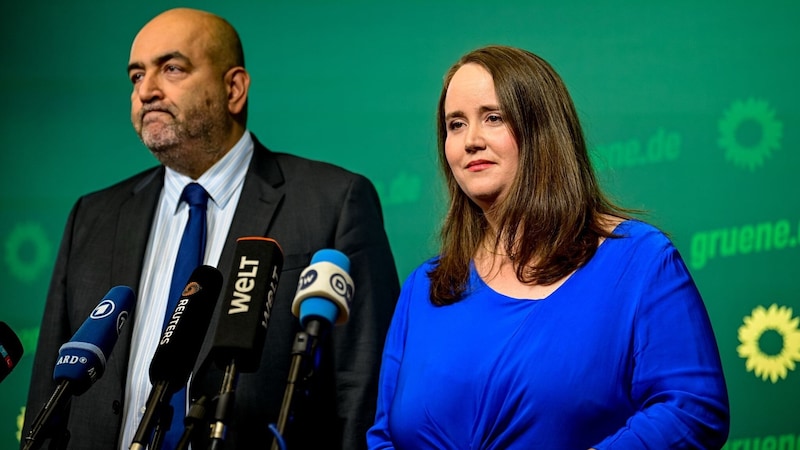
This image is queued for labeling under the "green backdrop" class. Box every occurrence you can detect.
[2,1,798,448]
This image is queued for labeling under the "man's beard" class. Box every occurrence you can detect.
[140,119,183,152]
[137,101,227,170]
[140,108,216,153]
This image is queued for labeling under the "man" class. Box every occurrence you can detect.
[22,8,399,450]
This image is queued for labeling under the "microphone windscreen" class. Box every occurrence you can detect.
[211,237,283,372]
[0,321,24,383]
[149,265,222,391]
[291,249,354,327]
[53,286,135,394]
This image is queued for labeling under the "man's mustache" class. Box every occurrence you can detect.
[140,104,175,120]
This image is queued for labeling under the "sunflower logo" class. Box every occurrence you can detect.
[17,406,25,442]
[737,304,800,383]
[4,222,52,283]
[374,172,423,205]
[717,98,783,171]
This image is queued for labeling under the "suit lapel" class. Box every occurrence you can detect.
[195,138,286,371]
[110,168,164,387]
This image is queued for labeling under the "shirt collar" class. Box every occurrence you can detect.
[163,131,255,213]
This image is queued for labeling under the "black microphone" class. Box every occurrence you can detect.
[211,237,284,371]
[207,237,284,448]
[130,265,222,450]
[0,321,24,383]
[272,249,354,450]
[23,286,135,450]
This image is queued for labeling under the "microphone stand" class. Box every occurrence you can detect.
[130,383,171,450]
[22,381,72,450]
[271,320,323,450]
[176,396,208,450]
[209,362,239,450]
[150,403,173,450]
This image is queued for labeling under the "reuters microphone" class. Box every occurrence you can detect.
[0,321,24,383]
[23,286,135,450]
[130,265,222,450]
[206,237,283,449]
[272,249,354,450]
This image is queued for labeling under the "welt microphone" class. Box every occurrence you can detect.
[0,321,24,383]
[272,249,354,450]
[207,237,284,449]
[130,265,222,450]
[23,286,135,450]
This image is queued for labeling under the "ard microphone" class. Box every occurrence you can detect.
[0,321,24,383]
[23,286,135,450]
[291,249,354,328]
[208,237,283,448]
[131,265,222,450]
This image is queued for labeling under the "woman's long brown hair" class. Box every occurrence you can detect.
[428,45,631,305]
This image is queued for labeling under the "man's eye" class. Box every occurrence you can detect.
[130,73,143,84]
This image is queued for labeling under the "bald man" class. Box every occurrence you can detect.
[22,8,399,450]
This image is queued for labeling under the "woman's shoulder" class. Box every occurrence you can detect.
[404,257,439,281]
[607,218,675,254]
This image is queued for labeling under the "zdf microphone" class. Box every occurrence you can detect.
[291,249,354,328]
[0,321,24,383]
[23,286,135,450]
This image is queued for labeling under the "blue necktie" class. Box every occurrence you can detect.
[162,182,208,449]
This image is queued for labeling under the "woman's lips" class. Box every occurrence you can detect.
[466,160,493,171]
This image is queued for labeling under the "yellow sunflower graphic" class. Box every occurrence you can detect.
[17,406,25,442]
[737,304,800,383]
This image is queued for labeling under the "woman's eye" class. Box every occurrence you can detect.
[448,121,465,131]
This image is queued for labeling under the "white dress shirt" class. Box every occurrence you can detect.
[119,132,254,449]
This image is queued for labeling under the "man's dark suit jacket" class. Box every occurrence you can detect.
[22,137,400,449]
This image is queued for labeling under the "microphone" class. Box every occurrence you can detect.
[211,237,284,372]
[23,286,135,450]
[207,237,284,449]
[272,249,354,450]
[291,248,354,330]
[0,321,24,383]
[130,265,222,450]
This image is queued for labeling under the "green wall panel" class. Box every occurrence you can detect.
[1,1,797,447]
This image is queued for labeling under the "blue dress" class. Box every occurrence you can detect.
[368,220,729,449]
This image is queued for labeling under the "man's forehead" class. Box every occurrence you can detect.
[129,27,208,66]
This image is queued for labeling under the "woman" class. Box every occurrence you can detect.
[367,46,729,449]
